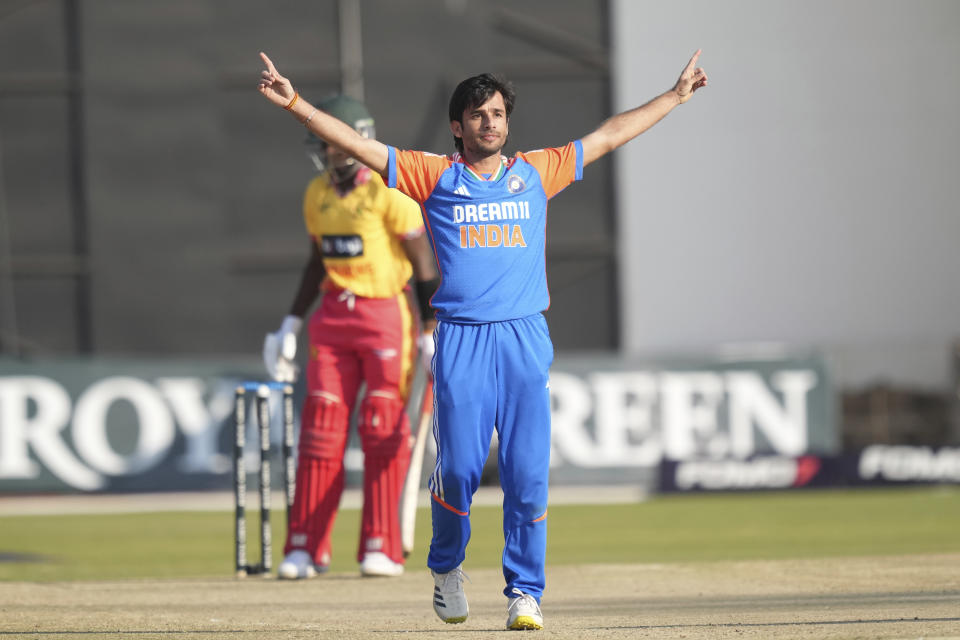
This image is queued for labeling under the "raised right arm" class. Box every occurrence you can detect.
[580,50,707,167]
[257,52,389,176]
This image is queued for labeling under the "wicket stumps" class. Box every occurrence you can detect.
[233,381,296,577]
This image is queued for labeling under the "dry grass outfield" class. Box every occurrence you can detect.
[2,554,958,639]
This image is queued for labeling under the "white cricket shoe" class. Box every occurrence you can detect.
[431,565,469,624]
[506,588,543,630]
[278,550,318,580]
[360,552,404,577]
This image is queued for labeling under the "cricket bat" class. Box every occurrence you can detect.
[400,377,433,557]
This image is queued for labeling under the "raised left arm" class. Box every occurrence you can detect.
[581,49,707,167]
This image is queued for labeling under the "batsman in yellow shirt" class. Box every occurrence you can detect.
[262,95,438,579]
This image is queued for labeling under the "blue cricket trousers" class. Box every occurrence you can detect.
[426,313,554,602]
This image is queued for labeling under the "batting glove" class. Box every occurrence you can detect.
[263,315,303,382]
[417,330,435,377]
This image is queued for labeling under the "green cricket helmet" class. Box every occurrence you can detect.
[304,95,376,178]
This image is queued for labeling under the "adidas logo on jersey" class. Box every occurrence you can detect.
[453,185,471,197]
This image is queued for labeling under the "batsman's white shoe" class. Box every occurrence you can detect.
[506,588,543,630]
[431,565,469,624]
[360,552,404,577]
[278,550,318,580]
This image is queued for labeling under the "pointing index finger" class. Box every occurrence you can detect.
[684,49,702,74]
[260,51,278,76]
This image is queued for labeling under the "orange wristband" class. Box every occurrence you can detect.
[284,92,300,111]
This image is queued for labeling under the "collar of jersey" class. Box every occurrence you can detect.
[461,157,507,183]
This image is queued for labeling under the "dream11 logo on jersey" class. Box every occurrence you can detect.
[451,201,530,248]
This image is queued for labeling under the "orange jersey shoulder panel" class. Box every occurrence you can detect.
[515,142,579,199]
[393,150,452,203]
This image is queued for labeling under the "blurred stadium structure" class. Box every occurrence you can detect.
[0,0,615,356]
[0,1,957,494]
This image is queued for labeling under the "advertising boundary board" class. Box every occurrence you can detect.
[659,445,960,492]
[0,353,834,493]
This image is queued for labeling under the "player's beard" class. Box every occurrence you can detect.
[465,131,506,159]
[329,158,360,186]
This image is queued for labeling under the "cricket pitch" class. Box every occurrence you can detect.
[2,554,958,639]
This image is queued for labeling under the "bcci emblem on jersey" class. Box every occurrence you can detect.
[507,174,525,194]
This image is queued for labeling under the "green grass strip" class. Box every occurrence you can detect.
[1,486,957,582]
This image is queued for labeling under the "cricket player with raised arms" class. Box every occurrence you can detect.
[258,49,707,630]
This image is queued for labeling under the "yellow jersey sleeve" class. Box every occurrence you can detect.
[382,183,426,239]
[302,175,326,240]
